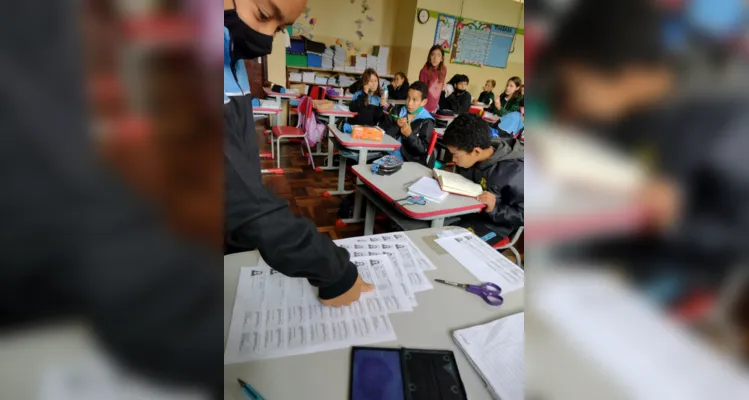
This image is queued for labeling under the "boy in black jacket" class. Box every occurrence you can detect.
[381,81,436,166]
[386,72,410,101]
[443,114,524,244]
[440,74,472,115]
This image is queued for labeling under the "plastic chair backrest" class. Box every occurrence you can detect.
[307,85,326,100]
[426,129,440,167]
[296,96,315,130]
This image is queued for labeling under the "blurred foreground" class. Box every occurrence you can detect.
[526,0,749,398]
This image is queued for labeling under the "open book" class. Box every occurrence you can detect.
[453,312,524,400]
[433,168,483,198]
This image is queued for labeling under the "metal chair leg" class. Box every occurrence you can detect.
[304,137,315,169]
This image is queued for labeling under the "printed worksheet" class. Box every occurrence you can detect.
[337,241,418,305]
[224,258,400,364]
[351,231,437,271]
[435,233,524,294]
[336,237,433,292]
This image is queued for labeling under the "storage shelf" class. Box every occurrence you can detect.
[286,66,394,79]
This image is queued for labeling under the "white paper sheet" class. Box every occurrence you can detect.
[224,259,398,364]
[347,231,437,271]
[454,312,525,400]
[337,236,433,292]
[435,233,524,294]
[350,256,413,314]
[337,242,418,306]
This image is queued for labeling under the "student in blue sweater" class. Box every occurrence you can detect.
[350,68,388,126]
[381,81,436,166]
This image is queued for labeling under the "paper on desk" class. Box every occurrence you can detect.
[454,312,525,400]
[333,104,350,112]
[224,260,398,364]
[351,256,413,314]
[350,231,437,271]
[337,236,433,292]
[338,242,417,306]
[435,233,524,294]
[259,99,281,109]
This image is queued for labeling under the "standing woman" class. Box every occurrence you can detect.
[419,45,447,113]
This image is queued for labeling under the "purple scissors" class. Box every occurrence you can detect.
[435,279,503,306]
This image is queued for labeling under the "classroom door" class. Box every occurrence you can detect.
[243,56,268,97]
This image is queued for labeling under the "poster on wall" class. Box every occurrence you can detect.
[485,25,516,68]
[450,19,492,67]
[433,14,457,54]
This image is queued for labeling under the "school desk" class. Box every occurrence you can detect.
[325,124,401,226]
[434,113,455,126]
[351,162,485,235]
[389,99,406,105]
[483,112,500,125]
[223,227,524,400]
[264,90,300,126]
[328,93,353,104]
[313,108,358,169]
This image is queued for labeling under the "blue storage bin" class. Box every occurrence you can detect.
[307,52,322,68]
[288,36,305,53]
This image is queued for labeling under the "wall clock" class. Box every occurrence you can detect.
[417,9,430,24]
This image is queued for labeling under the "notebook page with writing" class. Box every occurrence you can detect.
[453,312,524,400]
[433,168,483,197]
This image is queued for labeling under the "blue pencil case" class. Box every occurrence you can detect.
[371,155,403,176]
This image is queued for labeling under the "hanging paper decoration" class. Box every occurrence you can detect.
[361,0,370,14]
[355,19,363,29]
[335,38,343,46]
[304,7,311,19]
[309,18,317,25]
[356,30,364,39]
[366,15,375,23]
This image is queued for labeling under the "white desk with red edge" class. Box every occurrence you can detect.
[325,124,401,226]
[264,90,300,127]
[351,162,485,235]
[314,107,358,170]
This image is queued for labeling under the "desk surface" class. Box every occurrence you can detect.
[389,99,406,105]
[434,127,446,137]
[223,227,523,400]
[316,108,357,117]
[328,94,353,100]
[265,91,300,99]
[328,123,401,150]
[434,114,456,121]
[352,162,484,220]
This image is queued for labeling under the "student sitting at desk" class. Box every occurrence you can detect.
[488,76,523,118]
[350,68,388,126]
[474,79,497,107]
[443,114,524,244]
[381,81,436,166]
[386,72,410,101]
[439,74,472,115]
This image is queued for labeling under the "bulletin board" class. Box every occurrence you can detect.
[433,14,457,54]
[450,18,517,68]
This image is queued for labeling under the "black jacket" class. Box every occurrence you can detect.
[224,95,358,299]
[477,90,495,107]
[380,106,436,167]
[457,139,524,238]
[387,82,410,100]
[349,90,385,126]
[440,90,472,115]
[2,4,222,397]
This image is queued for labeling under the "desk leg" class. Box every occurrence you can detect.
[364,199,375,235]
[430,218,445,228]
[342,149,367,224]
[325,145,353,196]
[318,115,338,171]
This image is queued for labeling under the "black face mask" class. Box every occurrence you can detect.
[454,88,466,95]
[224,8,274,61]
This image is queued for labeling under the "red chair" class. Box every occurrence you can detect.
[492,227,523,267]
[270,96,316,169]
[426,129,440,168]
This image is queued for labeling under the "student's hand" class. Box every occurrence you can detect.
[320,275,375,307]
[472,99,478,105]
[477,191,497,212]
[380,97,388,107]
[640,178,682,231]
[396,117,408,128]
[400,124,412,137]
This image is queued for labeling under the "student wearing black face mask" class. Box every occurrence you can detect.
[223,0,373,307]
[440,74,472,115]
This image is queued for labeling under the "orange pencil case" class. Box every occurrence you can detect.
[351,125,384,142]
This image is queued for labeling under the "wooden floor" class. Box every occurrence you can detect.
[256,119,524,260]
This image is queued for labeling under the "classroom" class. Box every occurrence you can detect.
[224,0,525,398]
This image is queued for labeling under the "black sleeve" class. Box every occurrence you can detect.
[402,118,435,159]
[391,84,409,100]
[349,92,368,113]
[224,99,358,300]
[486,162,524,227]
[1,3,223,396]
[458,93,472,114]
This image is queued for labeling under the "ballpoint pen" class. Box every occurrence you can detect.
[237,378,265,400]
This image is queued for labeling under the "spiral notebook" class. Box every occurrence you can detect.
[453,312,524,400]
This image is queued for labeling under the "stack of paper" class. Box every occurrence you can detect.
[333,45,347,69]
[314,76,329,85]
[344,66,358,73]
[288,72,303,82]
[355,56,366,72]
[224,232,437,364]
[373,46,390,75]
[454,312,525,400]
[321,47,334,69]
[408,176,448,203]
[366,55,378,70]
[302,71,316,83]
[339,75,356,88]
[327,76,338,85]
